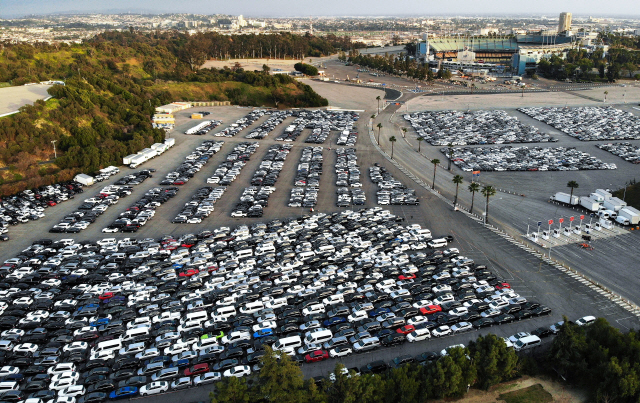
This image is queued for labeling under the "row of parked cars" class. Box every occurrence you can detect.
[335,148,365,207]
[214,110,266,138]
[322,314,596,380]
[303,111,358,145]
[101,187,180,233]
[245,112,291,140]
[518,106,640,141]
[596,142,640,164]
[289,146,324,208]
[159,141,224,186]
[444,145,617,172]
[206,142,260,185]
[0,207,550,402]
[172,187,227,224]
[370,165,419,206]
[404,110,556,146]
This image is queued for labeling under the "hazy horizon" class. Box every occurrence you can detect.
[2,0,640,19]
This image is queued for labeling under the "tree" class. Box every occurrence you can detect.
[468,182,480,214]
[567,180,579,199]
[452,175,463,206]
[430,158,440,189]
[211,376,251,403]
[447,144,454,170]
[376,123,382,144]
[469,334,519,390]
[376,95,381,114]
[262,64,271,73]
[402,127,407,138]
[481,185,497,224]
[417,136,423,152]
[256,347,306,403]
[327,363,361,403]
[547,316,588,382]
[604,90,609,102]
[389,136,397,159]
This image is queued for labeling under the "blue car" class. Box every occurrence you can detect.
[90,318,110,327]
[253,329,273,339]
[102,296,126,304]
[76,303,99,311]
[369,308,391,318]
[109,386,138,400]
[323,317,346,327]
[171,358,190,369]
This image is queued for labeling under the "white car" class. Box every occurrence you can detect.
[49,378,77,391]
[347,310,368,323]
[223,365,251,378]
[448,307,468,317]
[51,371,80,383]
[231,211,247,217]
[451,322,473,333]
[102,227,119,233]
[139,381,169,396]
[58,385,86,398]
[329,346,352,358]
[431,325,452,338]
[407,316,429,326]
[576,315,596,326]
[0,366,19,377]
[193,372,222,385]
[508,332,531,344]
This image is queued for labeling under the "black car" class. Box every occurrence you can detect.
[530,305,552,316]
[213,358,239,371]
[532,327,553,338]
[494,314,515,324]
[415,351,439,364]
[360,360,389,374]
[472,318,495,328]
[380,333,405,347]
[78,392,108,403]
[87,379,116,393]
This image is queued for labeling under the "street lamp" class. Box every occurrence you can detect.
[483,197,503,226]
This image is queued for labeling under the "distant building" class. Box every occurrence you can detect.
[558,12,572,33]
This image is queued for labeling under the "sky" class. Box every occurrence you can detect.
[2,0,639,18]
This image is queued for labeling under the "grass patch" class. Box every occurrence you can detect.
[0,82,10,88]
[498,384,553,403]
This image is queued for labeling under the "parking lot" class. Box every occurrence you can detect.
[597,142,640,164]
[1,75,640,401]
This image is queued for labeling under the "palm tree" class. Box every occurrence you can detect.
[389,136,397,159]
[604,90,608,102]
[376,123,382,144]
[376,95,381,114]
[417,137,424,153]
[468,182,480,214]
[371,114,375,120]
[430,158,440,189]
[452,175,463,206]
[481,185,497,224]
[567,180,579,200]
[447,143,454,171]
[402,127,407,138]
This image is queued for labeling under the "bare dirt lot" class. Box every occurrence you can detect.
[202,58,306,72]
[0,84,52,115]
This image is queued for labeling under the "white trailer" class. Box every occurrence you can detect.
[185,120,213,135]
[142,149,158,159]
[151,143,168,154]
[164,138,176,148]
[589,192,605,202]
[595,189,612,200]
[550,192,578,205]
[74,174,95,186]
[129,154,148,168]
[579,197,602,212]
[123,154,138,165]
[618,207,640,225]
[603,197,626,212]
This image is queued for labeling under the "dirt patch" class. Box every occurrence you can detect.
[429,376,586,403]
[203,58,304,72]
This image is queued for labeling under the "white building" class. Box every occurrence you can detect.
[558,12,572,33]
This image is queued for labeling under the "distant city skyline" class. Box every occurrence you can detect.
[2,0,640,19]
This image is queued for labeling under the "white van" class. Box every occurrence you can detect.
[298,251,316,261]
[316,245,335,254]
[193,337,219,351]
[513,335,541,351]
[0,381,19,394]
[428,238,448,248]
[122,327,150,342]
[304,329,333,345]
[239,301,264,314]
[302,303,325,316]
[119,342,146,356]
[273,336,302,351]
[234,249,253,260]
[93,339,122,354]
[183,311,208,324]
[213,306,236,320]
[407,328,431,342]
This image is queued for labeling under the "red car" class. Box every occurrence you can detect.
[397,325,415,335]
[420,305,442,315]
[184,363,209,376]
[305,350,329,363]
[173,180,185,185]
[398,273,416,280]
[47,201,57,206]
[495,282,511,290]
[179,269,199,277]
[98,292,114,300]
